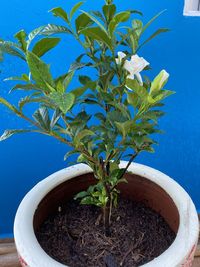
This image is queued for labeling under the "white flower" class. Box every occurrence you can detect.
[116,52,149,85]
[115,51,127,65]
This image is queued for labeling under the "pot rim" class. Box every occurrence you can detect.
[14,161,199,267]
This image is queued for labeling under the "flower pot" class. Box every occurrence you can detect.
[14,162,199,267]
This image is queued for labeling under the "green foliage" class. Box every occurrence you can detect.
[32,38,60,57]
[0,0,173,233]
[0,129,32,141]
[109,11,131,36]
[41,24,72,36]
[50,7,69,24]
[49,92,75,113]
[26,51,55,92]
[0,40,25,60]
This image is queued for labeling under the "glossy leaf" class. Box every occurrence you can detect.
[63,71,74,89]
[27,26,45,47]
[75,13,93,33]
[0,97,19,113]
[91,11,105,23]
[74,191,88,199]
[41,24,72,36]
[103,4,116,22]
[10,84,39,93]
[74,129,94,145]
[142,10,166,34]
[0,129,32,141]
[70,2,84,20]
[14,30,27,51]
[32,37,60,57]
[130,10,143,16]
[109,11,131,36]
[138,28,169,50]
[64,150,79,161]
[26,51,54,92]
[69,61,92,72]
[4,74,29,82]
[18,96,51,111]
[50,109,61,128]
[115,121,132,138]
[0,41,25,60]
[81,27,112,49]
[33,107,51,131]
[81,10,107,33]
[50,7,69,23]
[50,92,75,113]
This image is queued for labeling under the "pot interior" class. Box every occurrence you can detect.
[33,173,180,234]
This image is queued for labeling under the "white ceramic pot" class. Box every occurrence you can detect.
[14,162,199,267]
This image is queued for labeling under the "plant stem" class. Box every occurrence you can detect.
[118,152,138,181]
[100,158,112,236]
[103,201,111,236]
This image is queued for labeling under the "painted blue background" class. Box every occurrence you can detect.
[0,0,200,236]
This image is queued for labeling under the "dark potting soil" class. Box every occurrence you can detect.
[36,198,176,267]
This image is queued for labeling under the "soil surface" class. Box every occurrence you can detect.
[36,198,176,267]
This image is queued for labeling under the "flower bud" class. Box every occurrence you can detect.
[150,70,169,93]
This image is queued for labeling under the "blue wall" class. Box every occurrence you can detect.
[0,0,200,236]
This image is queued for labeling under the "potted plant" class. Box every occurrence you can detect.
[0,0,199,266]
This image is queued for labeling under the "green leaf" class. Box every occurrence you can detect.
[4,74,29,82]
[41,24,72,36]
[142,10,166,34]
[18,96,50,111]
[109,11,131,36]
[81,27,112,49]
[138,28,169,50]
[10,84,39,93]
[69,61,91,72]
[79,75,91,85]
[142,110,165,122]
[103,4,116,23]
[63,71,74,89]
[33,107,51,131]
[50,7,69,23]
[55,72,74,93]
[130,10,143,16]
[74,191,89,200]
[75,13,93,33]
[0,41,25,61]
[27,26,46,48]
[0,129,32,141]
[74,129,94,144]
[80,196,99,205]
[0,97,19,114]
[14,30,27,51]
[71,86,87,97]
[32,37,60,57]
[64,150,79,161]
[132,19,143,37]
[70,2,84,20]
[50,92,75,113]
[115,121,132,138]
[91,11,105,23]
[127,91,140,108]
[125,78,140,91]
[26,51,54,92]
[81,10,107,33]
[150,90,175,103]
[50,109,61,128]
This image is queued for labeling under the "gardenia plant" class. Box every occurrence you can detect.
[0,0,173,236]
